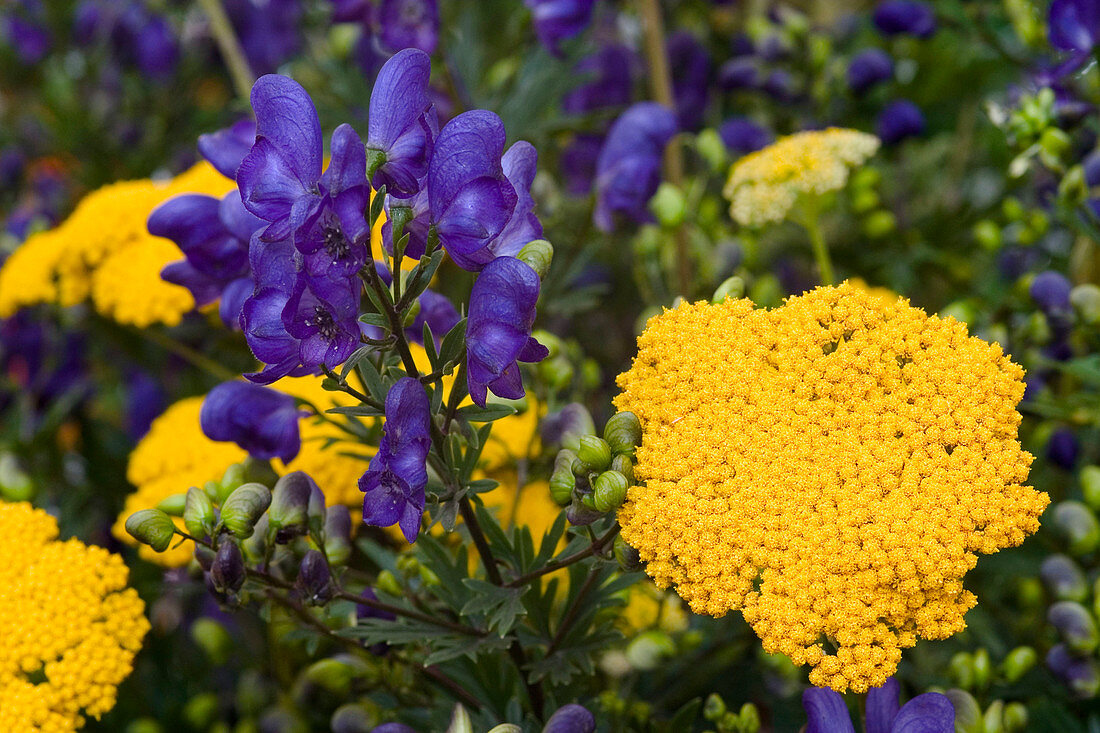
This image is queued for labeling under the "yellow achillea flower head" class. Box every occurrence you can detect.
[0,501,149,733]
[614,283,1048,693]
[0,162,233,326]
[723,128,879,227]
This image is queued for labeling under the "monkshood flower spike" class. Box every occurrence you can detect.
[366,48,438,198]
[359,377,431,543]
[803,678,955,733]
[594,102,679,232]
[466,256,549,406]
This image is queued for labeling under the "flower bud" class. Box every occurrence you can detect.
[949,652,975,689]
[211,539,246,595]
[614,536,642,572]
[943,690,981,733]
[331,704,374,733]
[1002,702,1028,733]
[220,482,272,539]
[1049,601,1100,653]
[0,453,34,501]
[544,405,595,453]
[376,569,402,597]
[125,509,177,552]
[694,128,727,172]
[324,505,353,566]
[308,482,327,539]
[303,656,366,696]
[218,462,248,502]
[576,435,612,472]
[1001,646,1038,683]
[517,239,553,279]
[972,220,1002,250]
[566,498,602,526]
[194,543,215,571]
[549,469,576,506]
[184,486,216,539]
[1041,554,1088,601]
[625,630,675,670]
[296,550,332,605]
[982,700,1004,733]
[649,183,687,228]
[270,472,313,542]
[488,727,521,733]
[738,703,761,733]
[242,514,269,562]
[190,618,233,665]
[1082,466,1100,511]
[447,704,473,733]
[593,471,630,512]
[542,703,596,733]
[157,493,187,516]
[971,648,992,688]
[703,693,726,721]
[611,454,635,484]
[1053,501,1100,556]
[862,210,897,238]
[1071,285,1100,325]
[603,411,642,456]
[712,275,745,303]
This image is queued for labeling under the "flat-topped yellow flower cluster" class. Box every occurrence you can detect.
[723,128,879,227]
[614,283,1048,692]
[0,162,233,327]
[0,501,148,733]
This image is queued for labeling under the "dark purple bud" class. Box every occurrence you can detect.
[718,118,773,156]
[466,257,549,406]
[367,48,438,198]
[1049,601,1100,653]
[211,540,247,595]
[270,471,315,540]
[296,549,333,604]
[524,0,596,55]
[1041,554,1088,600]
[323,505,353,565]
[1050,0,1100,52]
[877,99,925,145]
[201,381,304,463]
[370,724,419,733]
[667,31,711,131]
[566,499,602,526]
[847,49,894,95]
[408,289,461,345]
[1031,270,1073,313]
[594,103,678,232]
[224,0,303,76]
[563,44,635,115]
[873,1,937,39]
[761,70,796,101]
[1047,644,1100,696]
[378,0,439,54]
[359,378,431,543]
[1048,428,1080,469]
[4,15,50,65]
[802,686,856,733]
[542,703,596,733]
[717,57,759,90]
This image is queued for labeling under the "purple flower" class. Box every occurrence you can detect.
[494,141,542,257]
[560,134,602,195]
[116,5,179,78]
[718,57,760,90]
[359,377,431,543]
[330,0,372,23]
[199,119,258,179]
[668,31,711,131]
[225,0,303,76]
[719,118,773,156]
[200,381,304,463]
[563,44,635,115]
[283,272,362,370]
[466,256,548,406]
[803,679,954,733]
[877,99,925,144]
[543,704,596,733]
[378,0,439,54]
[428,110,517,270]
[125,369,167,441]
[4,15,50,65]
[1050,0,1100,52]
[524,0,596,55]
[761,69,796,101]
[848,48,894,95]
[594,102,678,232]
[410,289,461,343]
[1048,428,1080,469]
[873,1,936,39]
[366,48,438,198]
[1031,270,1073,313]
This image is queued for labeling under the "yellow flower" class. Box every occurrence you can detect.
[0,501,149,733]
[614,283,1048,693]
[723,128,879,227]
[0,162,234,326]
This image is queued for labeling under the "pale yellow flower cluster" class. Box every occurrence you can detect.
[614,283,1047,692]
[0,501,148,733]
[723,129,879,227]
[0,163,233,327]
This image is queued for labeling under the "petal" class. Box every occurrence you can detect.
[219,189,266,243]
[237,137,311,224]
[198,118,257,178]
[320,123,368,197]
[368,49,436,198]
[802,687,856,733]
[866,677,901,733]
[249,74,322,185]
[891,693,955,733]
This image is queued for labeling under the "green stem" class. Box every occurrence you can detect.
[134,327,238,381]
[803,214,835,287]
[196,0,255,103]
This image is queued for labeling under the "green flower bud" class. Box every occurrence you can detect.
[719,711,741,731]
[983,700,1006,733]
[1002,702,1028,733]
[1049,601,1099,653]
[0,453,34,501]
[303,657,362,696]
[307,482,326,539]
[487,726,522,733]
[219,482,272,539]
[712,275,746,303]
[183,693,220,730]
[540,356,575,391]
[577,435,612,472]
[447,703,473,733]
[190,617,233,665]
[554,448,579,474]
[1039,127,1071,167]
[1083,466,1100,510]
[553,406,596,453]
[944,690,982,733]
[1053,501,1100,556]
[593,471,630,512]
[219,462,248,498]
[695,129,728,172]
[604,411,642,456]
[330,704,374,733]
[517,239,554,279]
[402,297,422,328]
[241,514,268,562]
[125,718,164,733]
[949,652,975,689]
[125,509,177,552]
[1002,197,1025,221]
[851,167,880,190]
[376,569,402,597]
[625,630,675,670]
[1060,164,1088,206]
[611,454,635,484]
[972,648,992,688]
[738,703,761,733]
[156,492,187,516]
[614,536,642,572]
[703,693,726,721]
[862,210,897,239]
[850,188,880,214]
[1001,646,1038,683]
[549,469,576,506]
[184,486,216,539]
[973,220,1002,251]
[269,472,312,539]
[323,506,352,567]
[650,183,687,228]
[1072,285,1100,326]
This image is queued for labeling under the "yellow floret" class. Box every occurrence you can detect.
[723,128,880,227]
[0,501,148,733]
[614,282,1048,692]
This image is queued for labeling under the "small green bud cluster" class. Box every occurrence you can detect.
[701,693,761,733]
[548,411,642,527]
[948,647,1036,690]
[848,167,897,240]
[945,690,1029,733]
[534,331,601,394]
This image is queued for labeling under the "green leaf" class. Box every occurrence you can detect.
[369,185,387,227]
[358,312,390,330]
[439,317,468,366]
[356,356,388,403]
[460,579,526,637]
[326,404,383,417]
[456,403,517,423]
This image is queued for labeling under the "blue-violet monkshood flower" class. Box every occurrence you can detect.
[198,118,257,179]
[359,377,432,543]
[877,99,925,145]
[1050,0,1100,53]
[378,0,439,55]
[465,256,549,407]
[594,102,679,232]
[200,381,304,463]
[847,48,894,95]
[366,47,438,198]
[872,0,937,39]
[803,677,954,733]
[524,0,596,56]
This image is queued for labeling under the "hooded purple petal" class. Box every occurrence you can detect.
[891,693,955,733]
[866,677,901,733]
[594,102,678,232]
[802,687,857,733]
[492,141,542,258]
[873,1,937,39]
[524,0,596,55]
[367,48,438,198]
[1050,0,1100,51]
[848,48,894,95]
[201,381,303,463]
[378,0,439,54]
[199,119,258,179]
